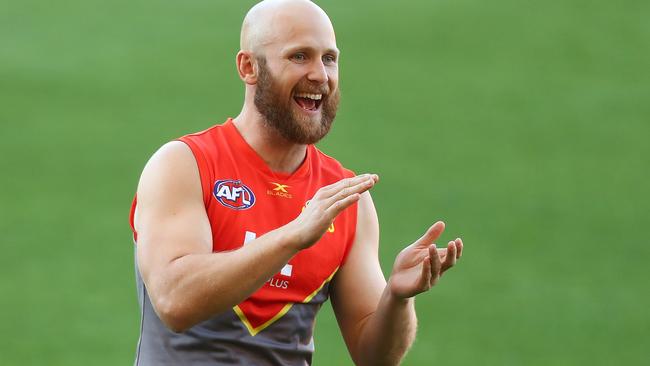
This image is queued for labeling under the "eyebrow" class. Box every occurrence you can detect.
[283,45,340,56]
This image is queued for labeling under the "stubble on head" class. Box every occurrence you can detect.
[253,57,340,145]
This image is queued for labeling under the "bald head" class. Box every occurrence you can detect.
[235,0,341,145]
[240,0,336,56]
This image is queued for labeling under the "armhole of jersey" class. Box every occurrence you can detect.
[340,168,358,265]
[177,137,212,207]
[129,194,138,243]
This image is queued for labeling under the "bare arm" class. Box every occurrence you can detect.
[135,141,378,332]
[331,193,464,366]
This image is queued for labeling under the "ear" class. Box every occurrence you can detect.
[236,51,257,85]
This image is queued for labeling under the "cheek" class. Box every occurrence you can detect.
[284,75,303,94]
[275,82,295,101]
[327,72,339,89]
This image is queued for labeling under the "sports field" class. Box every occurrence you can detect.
[1,0,648,364]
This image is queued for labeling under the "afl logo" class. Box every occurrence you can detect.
[213,179,256,210]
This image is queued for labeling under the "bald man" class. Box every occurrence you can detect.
[129,1,464,365]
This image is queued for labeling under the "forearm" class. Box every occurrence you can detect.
[354,287,417,366]
[144,224,300,331]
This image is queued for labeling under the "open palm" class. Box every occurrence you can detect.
[388,221,463,299]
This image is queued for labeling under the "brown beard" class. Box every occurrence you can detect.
[254,57,340,145]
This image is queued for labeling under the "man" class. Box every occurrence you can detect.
[129,0,464,365]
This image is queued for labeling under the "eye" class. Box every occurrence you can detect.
[291,52,307,62]
[323,54,337,65]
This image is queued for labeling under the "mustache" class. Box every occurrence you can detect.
[293,81,330,96]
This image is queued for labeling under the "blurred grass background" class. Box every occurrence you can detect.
[1,0,648,364]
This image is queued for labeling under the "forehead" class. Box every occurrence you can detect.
[264,10,338,55]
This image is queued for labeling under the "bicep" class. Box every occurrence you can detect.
[134,141,212,292]
[331,192,386,360]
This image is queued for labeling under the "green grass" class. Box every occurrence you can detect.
[1,0,648,364]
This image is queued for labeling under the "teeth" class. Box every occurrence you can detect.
[294,93,322,100]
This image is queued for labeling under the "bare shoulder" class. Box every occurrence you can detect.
[356,191,380,249]
[135,141,203,230]
[139,141,197,185]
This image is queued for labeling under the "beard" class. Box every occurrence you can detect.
[254,57,340,145]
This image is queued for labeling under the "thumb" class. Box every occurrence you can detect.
[414,221,445,248]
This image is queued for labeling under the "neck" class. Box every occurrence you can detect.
[233,105,308,174]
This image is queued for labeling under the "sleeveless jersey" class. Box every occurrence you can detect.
[129,119,358,365]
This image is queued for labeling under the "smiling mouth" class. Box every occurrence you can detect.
[293,92,323,112]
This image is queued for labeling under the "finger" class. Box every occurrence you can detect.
[441,241,457,272]
[414,221,445,249]
[436,248,447,266]
[455,238,463,258]
[421,255,432,290]
[429,244,441,285]
[313,176,359,199]
[317,174,377,199]
[324,192,362,218]
[322,176,376,209]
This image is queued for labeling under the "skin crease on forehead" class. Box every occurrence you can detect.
[240,0,338,60]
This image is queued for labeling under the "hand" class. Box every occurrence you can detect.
[388,221,463,299]
[289,174,379,250]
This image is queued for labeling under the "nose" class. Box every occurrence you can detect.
[307,59,328,84]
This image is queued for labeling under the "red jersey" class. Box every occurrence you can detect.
[129,119,358,365]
